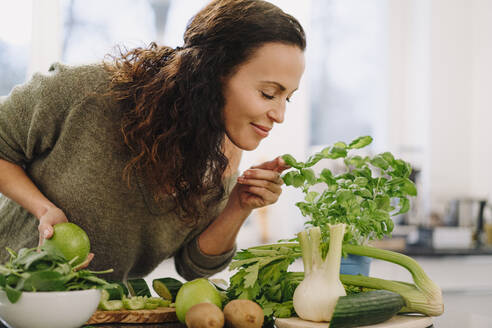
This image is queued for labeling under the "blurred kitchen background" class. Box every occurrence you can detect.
[2,0,492,326]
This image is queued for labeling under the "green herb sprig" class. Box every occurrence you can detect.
[282,136,417,244]
[0,247,114,303]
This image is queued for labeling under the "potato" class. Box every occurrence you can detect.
[185,302,224,328]
[223,299,264,328]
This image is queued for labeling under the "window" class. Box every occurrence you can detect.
[60,0,208,65]
[0,1,31,96]
[61,0,160,65]
[309,0,388,148]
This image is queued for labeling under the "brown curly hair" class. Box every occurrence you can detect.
[104,0,306,225]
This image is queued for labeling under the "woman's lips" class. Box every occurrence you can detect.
[251,123,270,138]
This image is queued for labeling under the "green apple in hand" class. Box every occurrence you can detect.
[42,222,90,266]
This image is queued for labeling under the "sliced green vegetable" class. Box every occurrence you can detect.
[99,299,124,311]
[152,277,182,301]
[144,299,160,309]
[103,283,125,300]
[122,296,146,310]
[159,298,171,307]
[127,278,151,297]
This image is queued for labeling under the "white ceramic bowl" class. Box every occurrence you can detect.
[0,289,101,328]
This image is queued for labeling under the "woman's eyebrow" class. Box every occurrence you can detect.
[260,80,286,91]
[260,81,300,94]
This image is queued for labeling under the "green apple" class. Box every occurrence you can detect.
[42,222,90,266]
[175,278,222,323]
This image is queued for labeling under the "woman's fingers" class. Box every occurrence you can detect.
[239,168,283,184]
[37,223,53,249]
[251,156,290,172]
[237,176,282,194]
[73,253,94,271]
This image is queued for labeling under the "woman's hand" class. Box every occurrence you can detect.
[37,205,93,270]
[37,205,69,248]
[233,156,290,211]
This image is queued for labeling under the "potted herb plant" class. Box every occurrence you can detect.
[281,136,417,275]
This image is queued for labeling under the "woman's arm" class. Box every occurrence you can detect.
[198,155,289,255]
[0,159,68,245]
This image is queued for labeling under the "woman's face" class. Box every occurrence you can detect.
[222,42,305,151]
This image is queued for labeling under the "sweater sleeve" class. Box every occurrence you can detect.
[174,237,237,281]
[0,64,71,166]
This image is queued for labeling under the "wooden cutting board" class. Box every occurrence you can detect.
[275,315,433,328]
[86,307,179,325]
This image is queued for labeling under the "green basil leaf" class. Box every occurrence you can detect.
[348,136,373,149]
[380,152,395,164]
[355,188,372,198]
[328,146,348,159]
[281,154,304,169]
[301,168,317,185]
[353,177,368,187]
[333,141,347,149]
[305,191,319,203]
[281,171,296,186]
[401,178,418,196]
[336,189,355,203]
[371,155,389,170]
[345,155,367,168]
[292,174,306,188]
[319,168,336,185]
[305,153,324,167]
[375,195,391,211]
[396,197,410,214]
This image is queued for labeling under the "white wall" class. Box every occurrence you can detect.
[470,0,492,200]
[388,0,492,221]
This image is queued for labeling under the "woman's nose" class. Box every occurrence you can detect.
[267,102,285,123]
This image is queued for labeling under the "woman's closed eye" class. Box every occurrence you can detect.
[261,91,275,100]
[261,91,291,102]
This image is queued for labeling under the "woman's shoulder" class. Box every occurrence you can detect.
[25,62,112,107]
[46,62,110,88]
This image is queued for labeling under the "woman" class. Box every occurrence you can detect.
[0,0,306,281]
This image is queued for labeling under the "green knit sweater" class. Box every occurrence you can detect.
[0,63,237,281]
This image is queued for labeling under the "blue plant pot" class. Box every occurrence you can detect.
[340,254,372,276]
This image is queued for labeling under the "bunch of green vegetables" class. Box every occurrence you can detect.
[0,247,113,303]
[226,136,443,327]
[282,135,416,244]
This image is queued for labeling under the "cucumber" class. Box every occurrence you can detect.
[98,290,124,311]
[111,280,129,297]
[122,296,146,310]
[103,283,125,300]
[127,278,152,297]
[152,277,183,301]
[99,299,124,311]
[329,290,405,328]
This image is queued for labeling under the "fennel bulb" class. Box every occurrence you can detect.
[293,223,346,322]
